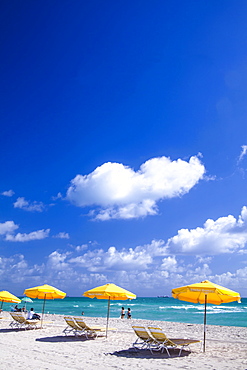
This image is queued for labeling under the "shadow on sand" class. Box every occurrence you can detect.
[107,348,191,359]
[36,335,95,343]
[0,328,36,333]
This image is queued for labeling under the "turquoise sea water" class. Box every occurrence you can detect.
[8,297,247,327]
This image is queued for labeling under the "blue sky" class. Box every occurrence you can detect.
[1,0,247,297]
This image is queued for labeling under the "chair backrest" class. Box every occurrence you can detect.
[132,326,152,340]
[148,327,168,341]
[10,312,19,321]
[11,312,26,323]
[10,312,18,318]
[17,315,26,323]
[73,317,86,328]
[64,316,78,329]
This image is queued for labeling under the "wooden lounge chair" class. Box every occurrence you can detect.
[148,326,201,357]
[132,326,159,353]
[63,316,85,336]
[9,312,40,330]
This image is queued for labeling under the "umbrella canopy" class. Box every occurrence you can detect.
[0,291,21,309]
[172,280,241,352]
[24,284,66,327]
[83,283,136,337]
[21,296,33,309]
[84,283,136,300]
[24,284,66,299]
[21,297,33,303]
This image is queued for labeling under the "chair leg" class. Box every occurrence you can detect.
[164,346,171,357]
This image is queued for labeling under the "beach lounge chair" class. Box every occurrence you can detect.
[63,316,86,336]
[9,312,40,330]
[73,317,112,338]
[132,326,159,353]
[9,312,21,328]
[148,326,201,357]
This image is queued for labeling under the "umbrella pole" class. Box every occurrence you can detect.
[41,294,46,328]
[106,297,110,338]
[0,301,3,309]
[203,294,207,352]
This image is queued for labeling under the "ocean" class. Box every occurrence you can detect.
[9,296,247,327]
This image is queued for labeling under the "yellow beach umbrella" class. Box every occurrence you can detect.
[172,280,241,352]
[83,283,136,337]
[24,284,66,327]
[0,291,21,309]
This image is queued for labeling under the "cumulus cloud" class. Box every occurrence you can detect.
[75,244,88,252]
[160,256,184,272]
[1,190,15,197]
[68,239,169,272]
[0,221,19,235]
[47,251,71,270]
[69,246,152,272]
[66,155,205,220]
[53,232,70,239]
[0,254,29,283]
[5,229,50,242]
[45,251,108,289]
[166,206,247,254]
[0,251,108,295]
[13,197,45,212]
[1,241,247,295]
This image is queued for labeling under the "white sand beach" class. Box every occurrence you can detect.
[0,311,246,370]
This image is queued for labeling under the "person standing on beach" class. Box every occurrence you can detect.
[127,308,131,319]
[121,307,125,318]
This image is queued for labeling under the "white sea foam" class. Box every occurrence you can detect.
[158,304,246,314]
[112,302,136,306]
[168,305,200,310]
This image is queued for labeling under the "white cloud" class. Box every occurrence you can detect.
[0,221,19,235]
[0,252,108,294]
[160,256,183,272]
[68,239,169,272]
[104,246,153,270]
[0,242,247,296]
[93,199,158,220]
[5,229,50,242]
[69,246,153,272]
[46,251,71,270]
[193,263,212,276]
[51,192,63,201]
[211,267,247,292]
[53,232,70,239]
[238,145,247,163]
[13,197,45,212]
[75,244,88,252]
[0,254,29,283]
[134,239,168,257]
[66,155,205,220]
[166,206,247,254]
[1,190,15,197]
[196,256,212,264]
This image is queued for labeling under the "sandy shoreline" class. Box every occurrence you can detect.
[0,311,246,369]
